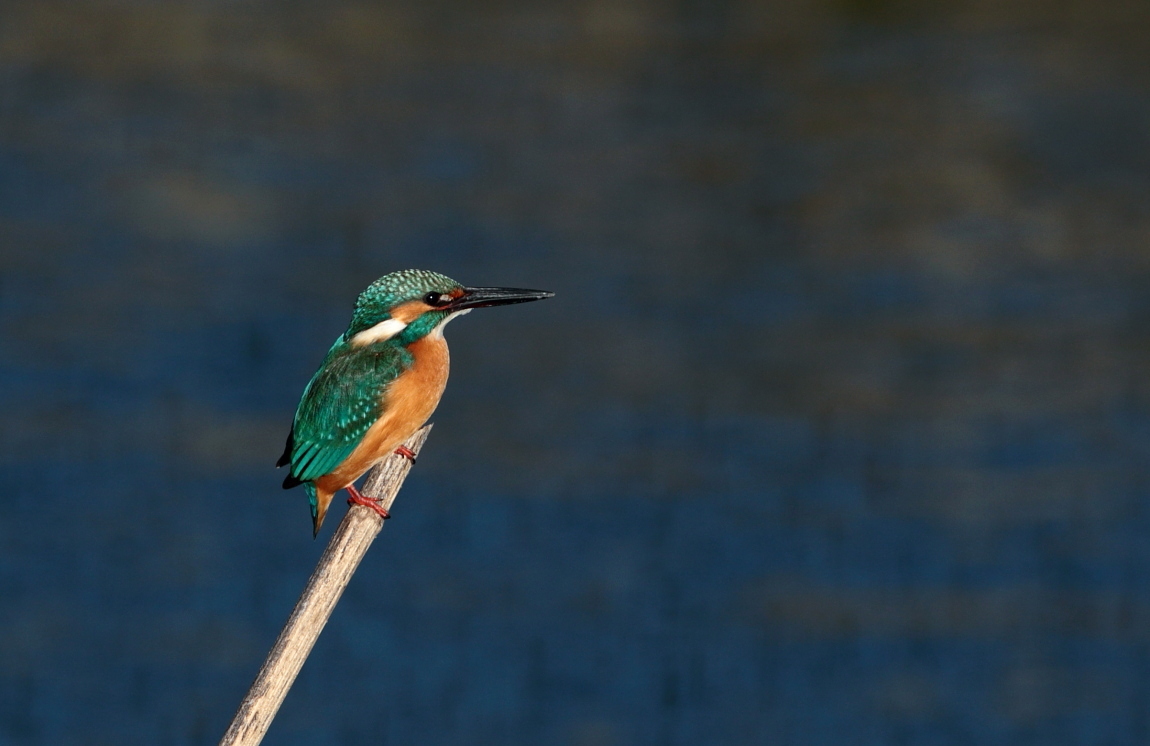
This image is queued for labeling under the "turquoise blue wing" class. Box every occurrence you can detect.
[285,342,411,483]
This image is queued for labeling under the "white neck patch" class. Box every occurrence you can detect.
[350,318,408,347]
[428,308,471,340]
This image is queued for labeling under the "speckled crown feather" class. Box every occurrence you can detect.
[347,269,462,334]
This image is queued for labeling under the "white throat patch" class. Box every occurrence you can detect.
[428,308,471,339]
[350,318,408,346]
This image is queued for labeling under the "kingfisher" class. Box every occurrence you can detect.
[278,269,553,536]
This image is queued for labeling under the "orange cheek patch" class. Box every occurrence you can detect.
[390,300,434,323]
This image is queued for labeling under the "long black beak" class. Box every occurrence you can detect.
[448,286,554,311]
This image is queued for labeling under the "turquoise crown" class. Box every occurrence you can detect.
[346,269,461,336]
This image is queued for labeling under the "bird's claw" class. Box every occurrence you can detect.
[346,485,390,520]
[394,445,417,464]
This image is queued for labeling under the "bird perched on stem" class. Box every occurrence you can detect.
[278,269,553,536]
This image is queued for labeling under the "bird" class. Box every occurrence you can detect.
[278,269,553,536]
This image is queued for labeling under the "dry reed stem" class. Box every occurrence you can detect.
[218,425,433,746]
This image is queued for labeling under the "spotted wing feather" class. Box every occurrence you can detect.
[282,341,412,488]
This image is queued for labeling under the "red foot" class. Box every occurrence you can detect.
[394,445,417,464]
[346,484,390,520]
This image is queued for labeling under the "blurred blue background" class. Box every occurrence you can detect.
[2,1,1150,744]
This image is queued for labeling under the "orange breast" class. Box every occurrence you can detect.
[315,335,450,493]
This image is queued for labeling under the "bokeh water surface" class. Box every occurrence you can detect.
[2,1,1150,744]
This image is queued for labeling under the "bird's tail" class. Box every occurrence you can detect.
[306,483,333,538]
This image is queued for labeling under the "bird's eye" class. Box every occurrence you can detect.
[423,292,441,306]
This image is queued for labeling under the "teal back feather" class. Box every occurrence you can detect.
[287,335,412,482]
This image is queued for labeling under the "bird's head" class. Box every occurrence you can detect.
[345,269,553,347]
